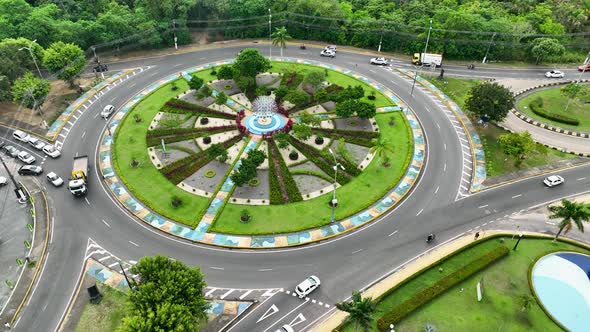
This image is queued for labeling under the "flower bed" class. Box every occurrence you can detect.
[164,98,236,119]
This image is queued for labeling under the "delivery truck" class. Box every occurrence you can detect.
[69,155,89,197]
[412,53,443,67]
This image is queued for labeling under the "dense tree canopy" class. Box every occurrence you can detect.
[11,72,50,109]
[43,41,85,86]
[465,82,515,122]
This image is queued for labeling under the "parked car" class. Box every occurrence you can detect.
[578,63,590,72]
[0,176,7,186]
[12,130,30,142]
[274,325,295,332]
[46,172,64,187]
[320,49,335,58]
[18,165,42,176]
[370,57,388,65]
[17,151,36,164]
[2,145,20,157]
[545,70,565,78]
[544,175,564,187]
[295,275,321,298]
[101,105,115,119]
[28,137,46,150]
[93,64,108,72]
[42,144,61,158]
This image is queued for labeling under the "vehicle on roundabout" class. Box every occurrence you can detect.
[426,233,436,243]
[101,105,116,119]
[578,63,590,72]
[42,144,61,158]
[69,155,89,196]
[17,151,36,164]
[274,324,295,332]
[28,136,46,150]
[370,57,388,65]
[545,70,565,78]
[543,175,564,187]
[295,275,321,298]
[320,49,335,58]
[0,176,7,186]
[18,165,42,176]
[46,172,64,187]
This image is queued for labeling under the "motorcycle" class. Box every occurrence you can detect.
[300,44,306,50]
[468,64,475,70]
[426,234,436,243]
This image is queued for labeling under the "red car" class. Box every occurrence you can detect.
[578,63,590,72]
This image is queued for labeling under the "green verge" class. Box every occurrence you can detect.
[211,112,411,235]
[112,79,208,227]
[75,283,127,332]
[269,62,394,108]
[517,85,590,132]
[338,237,589,332]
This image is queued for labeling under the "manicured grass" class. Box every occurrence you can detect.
[427,76,481,108]
[211,112,411,235]
[269,62,394,108]
[192,69,218,83]
[517,85,590,132]
[113,79,208,227]
[341,238,588,332]
[75,284,127,332]
[478,124,575,177]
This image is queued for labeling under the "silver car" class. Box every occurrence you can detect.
[101,105,116,118]
[295,275,321,298]
[17,151,36,164]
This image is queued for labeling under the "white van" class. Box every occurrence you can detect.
[12,130,30,143]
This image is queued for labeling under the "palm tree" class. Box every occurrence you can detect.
[335,291,377,332]
[549,199,590,240]
[370,136,395,168]
[271,26,291,57]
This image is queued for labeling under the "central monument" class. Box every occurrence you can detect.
[244,96,287,136]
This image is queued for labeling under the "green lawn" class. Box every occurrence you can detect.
[75,284,127,332]
[341,237,588,332]
[478,124,575,177]
[427,76,481,108]
[211,112,412,235]
[269,62,394,108]
[113,79,208,227]
[517,85,590,132]
[192,68,218,83]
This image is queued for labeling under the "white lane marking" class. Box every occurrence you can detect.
[462,170,470,176]
[478,204,489,209]
[512,194,522,199]
[435,186,439,194]
[72,115,79,120]
[577,177,587,181]
[425,107,431,113]
[81,131,86,138]
[75,152,78,157]
[205,288,217,296]
[210,266,224,270]
[444,143,447,150]
[220,289,234,299]
[351,249,363,254]
[462,178,470,183]
[93,113,99,119]
[50,216,54,244]
[239,290,253,299]
[388,230,399,237]
[443,163,447,172]
[129,240,139,247]
[436,123,440,129]
[129,260,137,264]
[84,197,90,205]
[416,208,424,216]
[258,268,273,272]
[257,304,279,324]
[98,256,110,262]
[460,185,468,190]
[108,262,118,268]
[262,301,308,332]
[369,69,376,73]
[101,219,110,228]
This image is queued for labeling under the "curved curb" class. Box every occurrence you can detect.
[510,80,590,138]
[98,58,426,249]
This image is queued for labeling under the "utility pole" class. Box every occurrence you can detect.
[563,49,590,113]
[328,149,344,223]
[173,19,178,50]
[0,155,27,203]
[482,32,496,64]
[119,260,135,291]
[18,39,43,79]
[411,19,433,96]
[268,8,272,58]
[378,28,384,54]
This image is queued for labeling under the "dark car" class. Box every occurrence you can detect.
[93,64,108,72]
[18,165,43,176]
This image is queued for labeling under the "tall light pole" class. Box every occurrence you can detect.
[378,27,384,54]
[563,49,590,113]
[411,19,433,96]
[172,19,178,50]
[328,148,345,223]
[482,32,496,64]
[0,155,27,203]
[18,39,43,79]
[268,9,272,58]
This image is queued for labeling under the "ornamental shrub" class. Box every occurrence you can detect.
[528,97,579,126]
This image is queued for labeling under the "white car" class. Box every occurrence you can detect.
[0,176,7,186]
[544,175,564,187]
[17,151,36,164]
[12,130,30,143]
[28,137,46,150]
[46,172,64,187]
[370,57,388,65]
[545,70,565,78]
[274,325,295,332]
[42,144,61,158]
[295,275,321,298]
[101,105,116,118]
[325,45,337,52]
[320,49,335,58]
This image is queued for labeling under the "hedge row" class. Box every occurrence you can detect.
[164,98,236,119]
[269,139,303,203]
[311,127,379,139]
[529,97,580,126]
[288,137,351,184]
[147,125,236,138]
[146,126,235,146]
[376,245,510,330]
[267,141,289,204]
[281,71,305,88]
[314,132,375,148]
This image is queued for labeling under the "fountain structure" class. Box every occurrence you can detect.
[243,96,287,136]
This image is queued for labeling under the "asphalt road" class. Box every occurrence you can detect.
[3,43,588,332]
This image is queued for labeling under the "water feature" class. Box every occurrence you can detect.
[244,96,287,135]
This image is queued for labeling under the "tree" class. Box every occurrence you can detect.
[0,75,10,101]
[498,131,535,161]
[531,38,565,64]
[549,199,590,240]
[465,82,515,122]
[299,111,321,127]
[215,91,228,105]
[230,149,266,186]
[217,65,234,80]
[236,76,256,96]
[292,123,312,140]
[189,75,204,90]
[561,83,583,102]
[336,291,377,332]
[314,88,329,104]
[42,41,85,87]
[336,99,357,118]
[274,132,290,149]
[284,89,309,108]
[199,84,212,97]
[271,26,291,57]
[233,48,271,78]
[370,136,395,168]
[356,101,376,119]
[11,72,50,110]
[274,86,290,101]
[303,70,326,89]
[207,143,228,162]
[119,255,209,332]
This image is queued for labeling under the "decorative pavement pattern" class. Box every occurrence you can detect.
[98,58,426,248]
[395,68,486,194]
[46,68,146,149]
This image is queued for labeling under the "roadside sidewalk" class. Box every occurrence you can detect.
[0,178,51,331]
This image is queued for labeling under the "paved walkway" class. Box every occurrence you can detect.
[497,78,590,155]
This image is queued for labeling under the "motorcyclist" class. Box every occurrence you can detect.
[426,233,435,242]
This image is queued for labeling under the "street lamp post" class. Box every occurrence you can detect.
[513,232,524,251]
[0,155,27,203]
[563,49,590,113]
[378,28,384,54]
[172,19,178,50]
[118,260,135,291]
[268,9,272,58]
[482,32,496,64]
[411,19,433,96]
[328,148,345,223]
[18,39,43,79]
